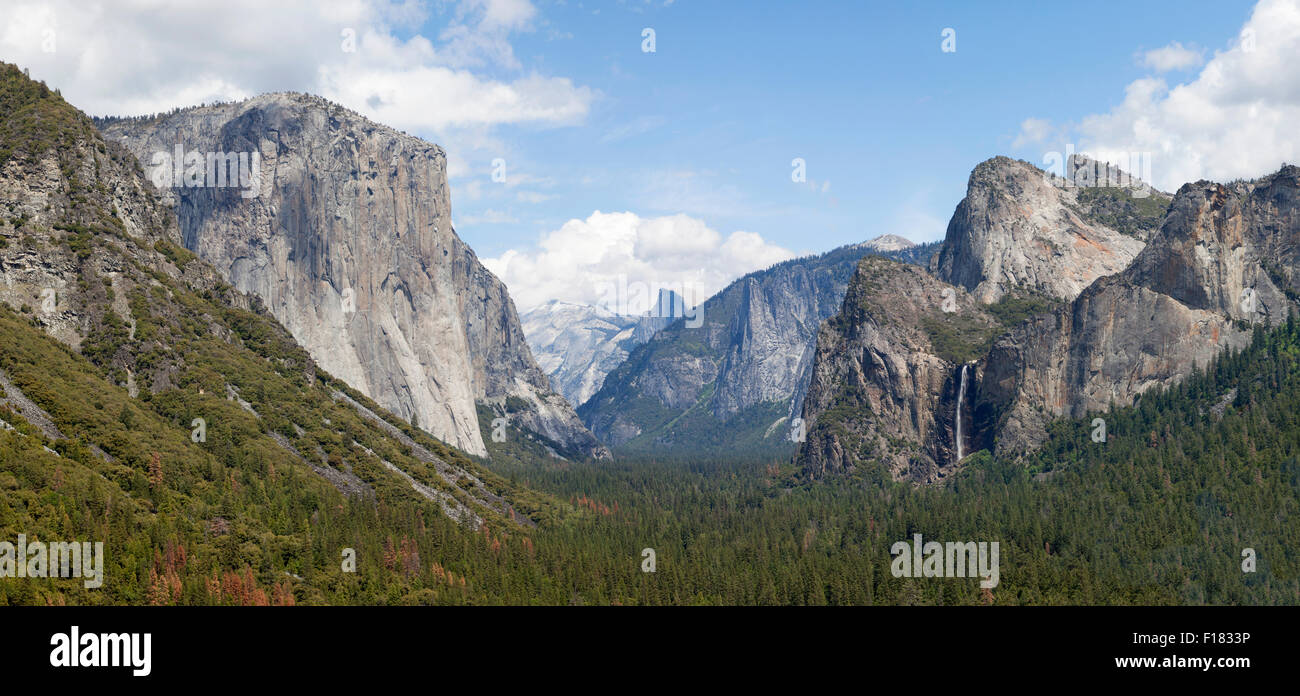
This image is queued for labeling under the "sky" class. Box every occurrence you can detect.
[1,0,1293,311]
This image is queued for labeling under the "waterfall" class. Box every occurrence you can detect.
[955,363,969,461]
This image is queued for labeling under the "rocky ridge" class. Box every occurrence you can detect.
[578,239,939,455]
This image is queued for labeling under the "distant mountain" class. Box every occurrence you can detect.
[577,238,938,456]
[97,93,607,461]
[521,290,681,407]
[859,233,916,252]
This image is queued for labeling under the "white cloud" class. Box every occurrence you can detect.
[322,68,593,132]
[437,0,537,68]
[471,0,536,31]
[1139,41,1204,72]
[1024,0,1300,192]
[1012,117,1053,148]
[482,211,796,312]
[0,0,593,135]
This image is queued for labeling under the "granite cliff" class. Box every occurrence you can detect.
[931,156,1167,304]
[97,94,606,459]
[797,157,1300,482]
[797,256,1002,482]
[982,166,1300,456]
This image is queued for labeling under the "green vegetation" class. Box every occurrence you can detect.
[154,239,197,267]
[922,289,1062,364]
[921,312,998,364]
[984,289,1061,328]
[476,402,588,469]
[0,63,91,169]
[0,278,587,605]
[1073,186,1171,238]
[0,60,570,606]
[615,395,797,458]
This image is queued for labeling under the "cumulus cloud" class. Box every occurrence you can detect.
[1139,41,1205,72]
[1028,0,1300,191]
[482,212,797,313]
[0,0,593,135]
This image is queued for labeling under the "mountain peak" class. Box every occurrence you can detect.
[931,155,1165,304]
[861,234,916,252]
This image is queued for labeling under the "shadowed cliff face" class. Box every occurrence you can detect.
[796,257,1000,483]
[99,93,607,459]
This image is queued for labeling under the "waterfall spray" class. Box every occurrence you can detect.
[955,363,969,461]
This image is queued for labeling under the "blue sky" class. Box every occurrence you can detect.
[446,0,1258,261]
[6,0,1287,310]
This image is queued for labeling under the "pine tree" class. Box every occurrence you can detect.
[147,451,163,489]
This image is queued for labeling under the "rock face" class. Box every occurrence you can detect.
[1,74,194,359]
[796,257,1000,482]
[98,93,607,459]
[931,156,1167,304]
[796,159,1300,481]
[521,297,673,407]
[578,240,937,455]
[982,167,1300,455]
